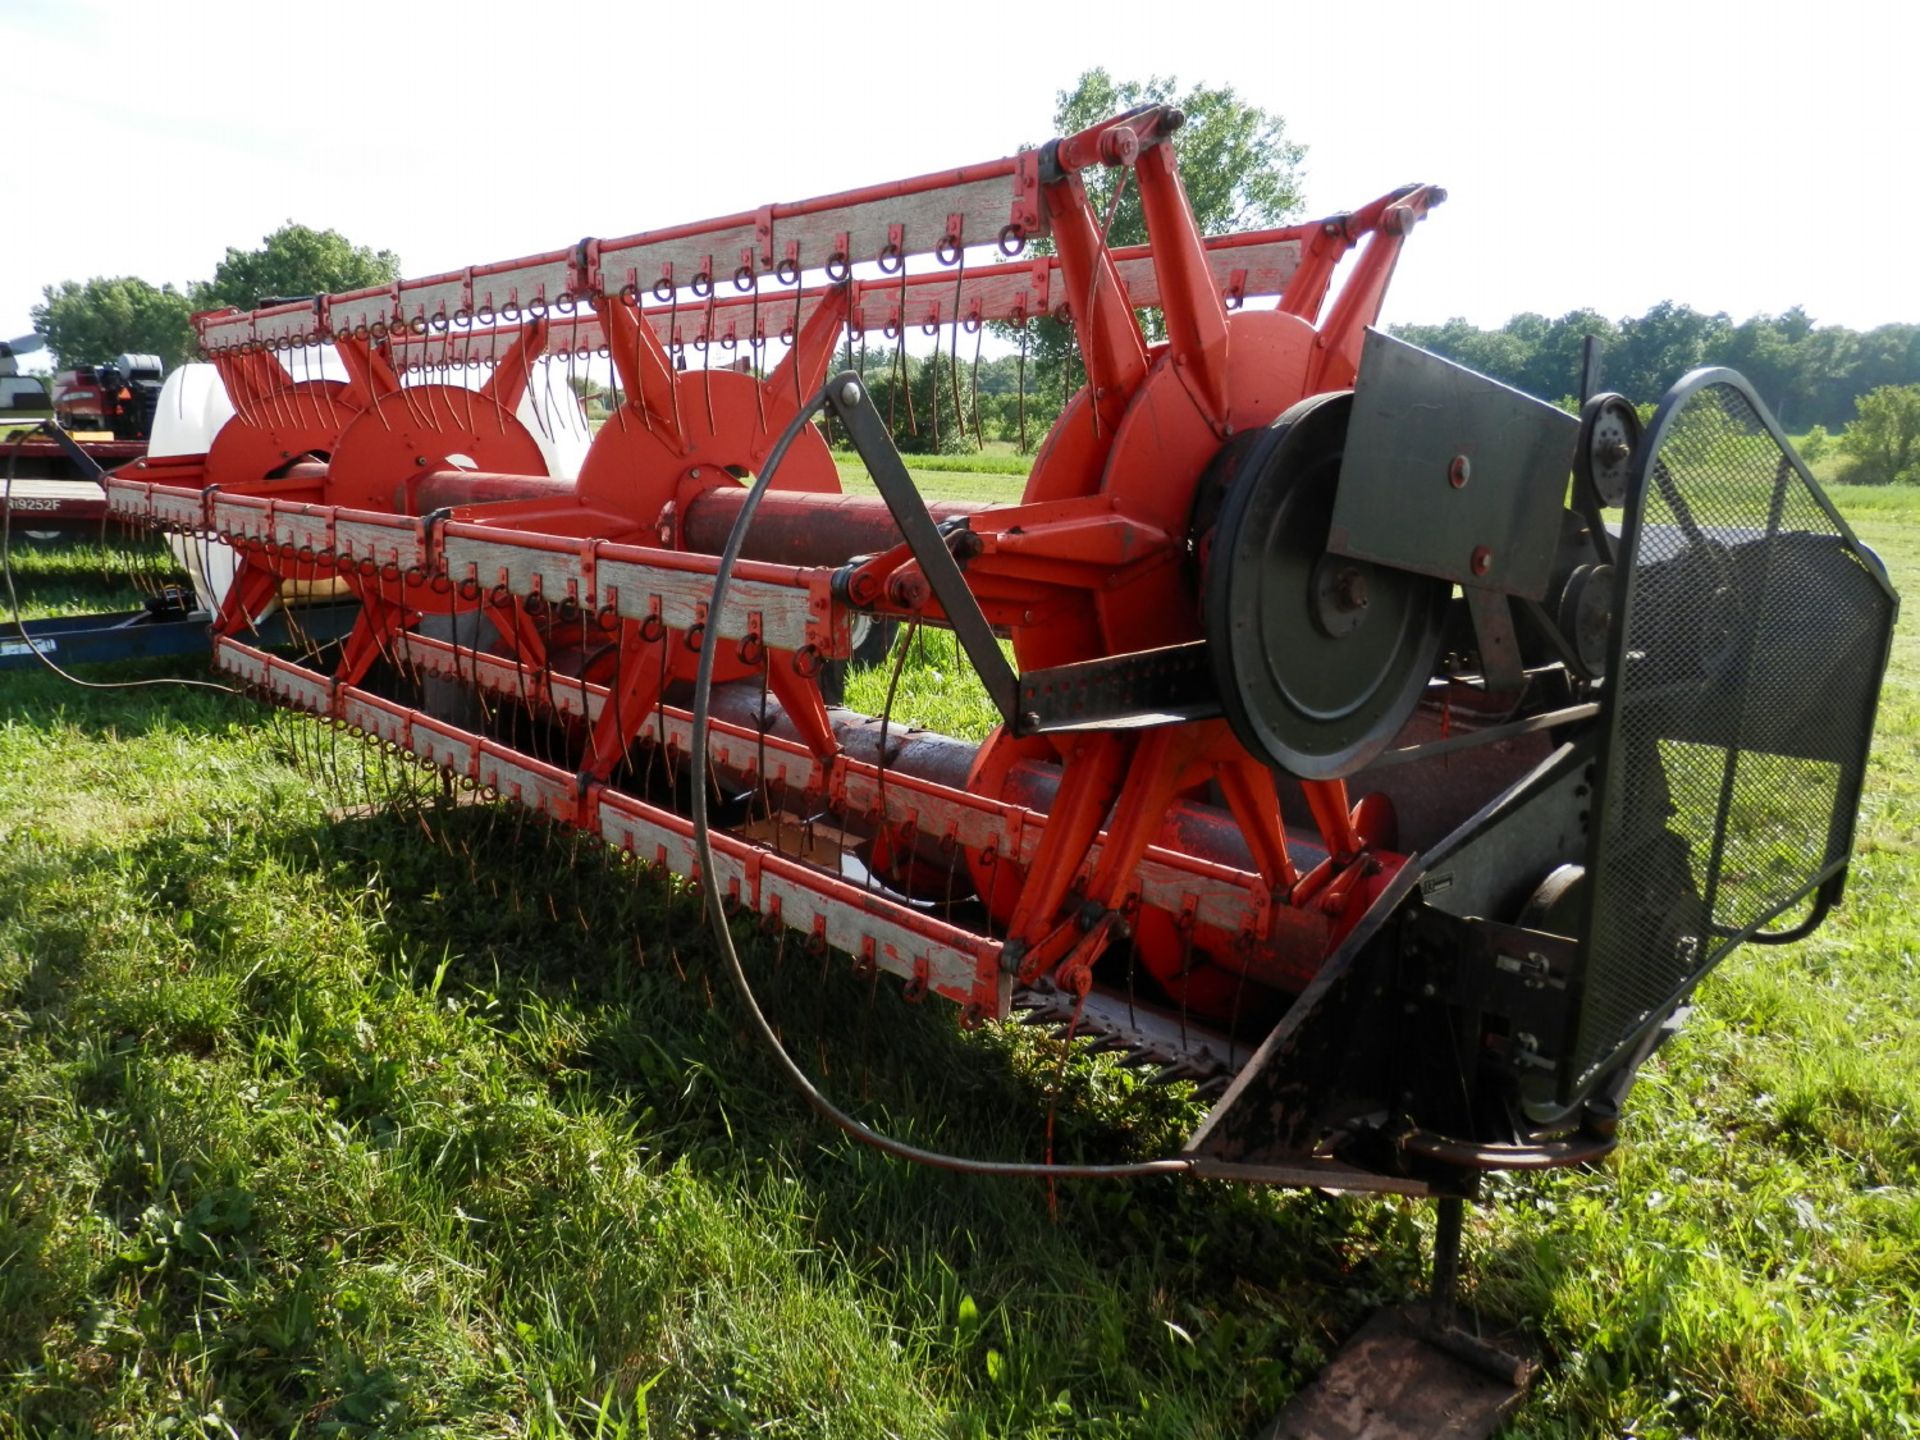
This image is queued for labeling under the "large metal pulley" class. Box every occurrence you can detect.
[1200,392,1447,780]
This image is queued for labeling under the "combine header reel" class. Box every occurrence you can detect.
[99,105,1895,1213]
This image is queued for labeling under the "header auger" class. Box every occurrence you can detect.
[96,103,1894,1210]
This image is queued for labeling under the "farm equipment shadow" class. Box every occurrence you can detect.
[279,797,1465,1407]
[0,681,1554,1433]
[294,793,1358,1211]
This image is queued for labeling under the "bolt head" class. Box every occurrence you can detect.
[1448,455,1471,488]
[1470,545,1494,576]
[840,380,862,406]
[888,573,930,609]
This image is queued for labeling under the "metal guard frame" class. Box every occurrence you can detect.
[1570,366,1899,1106]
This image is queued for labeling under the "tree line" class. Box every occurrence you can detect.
[852,302,1920,461]
[1392,303,1920,434]
[31,224,401,370]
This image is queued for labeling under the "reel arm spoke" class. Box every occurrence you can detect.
[1136,141,1233,429]
[601,294,687,454]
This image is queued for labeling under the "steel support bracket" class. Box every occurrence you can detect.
[823,372,1020,726]
[1017,640,1221,734]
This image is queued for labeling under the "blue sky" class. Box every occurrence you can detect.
[5,0,1915,363]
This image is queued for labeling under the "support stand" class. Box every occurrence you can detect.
[1260,1192,1537,1440]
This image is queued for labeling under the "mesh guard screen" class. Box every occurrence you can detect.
[1573,373,1896,1098]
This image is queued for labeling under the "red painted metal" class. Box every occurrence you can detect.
[105,105,1443,1034]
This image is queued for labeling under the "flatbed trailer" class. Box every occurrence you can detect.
[2,433,145,535]
[0,595,357,672]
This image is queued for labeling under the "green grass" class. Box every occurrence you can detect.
[842,626,1007,743]
[0,655,1401,1437]
[830,437,1033,508]
[834,460,1030,508]
[2,535,161,620]
[833,447,1035,478]
[1,478,1916,1436]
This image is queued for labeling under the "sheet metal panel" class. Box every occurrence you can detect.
[1333,330,1576,601]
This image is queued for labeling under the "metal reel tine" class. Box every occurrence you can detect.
[866,617,920,895]
[947,246,968,446]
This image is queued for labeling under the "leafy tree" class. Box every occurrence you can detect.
[971,354,1027,398]
[1051,68,1305,251]
[32,221,399,373]
[1527,309,1621,400]
[1723,306,1812,422]
[194,222,400,312]
[852,347,981,455]
[1397,309,1623,403]
[1838,383,1920,485]
[1608,301,1733,403]
[1392,306,1920,433]
[1847,324,1920,406]
[1394,316,1534,388]
[31,276,196,368]
[1004,70,1307,439]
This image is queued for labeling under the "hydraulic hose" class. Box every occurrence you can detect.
[687,370,1197,1180]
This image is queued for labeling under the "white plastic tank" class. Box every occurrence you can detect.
[153,365,242,612]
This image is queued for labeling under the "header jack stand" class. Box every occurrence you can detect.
[1262,1193,1539,1439]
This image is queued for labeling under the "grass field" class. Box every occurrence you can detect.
[0,469,1915,1437]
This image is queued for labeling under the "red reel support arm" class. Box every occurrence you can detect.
[477,317,552,416]
[1135,139,1233,432]
[601,293,689,455]
[332,334,403,413]
[1307,186,1446,391]
[1040,162,1150,449]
